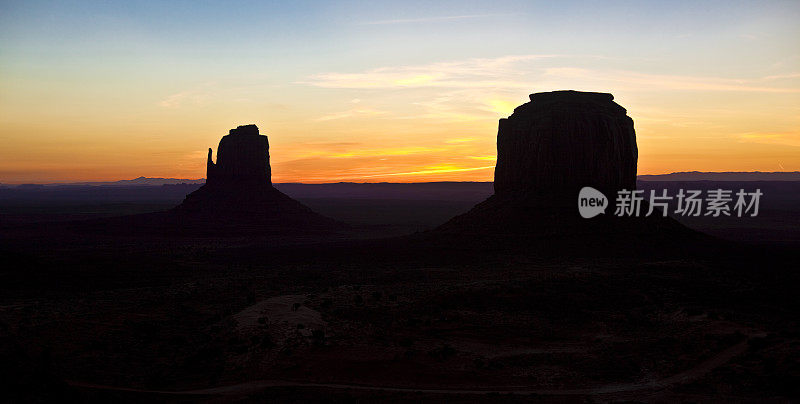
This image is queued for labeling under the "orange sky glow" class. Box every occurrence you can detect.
[1,2,798,184]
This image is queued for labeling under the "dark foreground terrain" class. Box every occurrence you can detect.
[2,180,798,245]
[1,182,798,402]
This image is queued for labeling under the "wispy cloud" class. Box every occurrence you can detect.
[157,82,219,108]
[542,67,800,93]
[315,107,388,121]
[158,90,212,108]
[299,54,800,127]
[300,55,558,89]
[361,14,509,25]
[273,151,496,182]
[467,155,496,161]
[445,137,477,143]
[272,139,496,182]
[761,73,800,81]
[738,132,800,147]
[302,55,800,93]
[354,164,495,178]
[326,146,447,158]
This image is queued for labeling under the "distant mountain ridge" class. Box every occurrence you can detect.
[6,177,207,187]
[637,171,800,181]
[2,171,798,188]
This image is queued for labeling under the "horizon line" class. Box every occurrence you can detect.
[2,170,799,186]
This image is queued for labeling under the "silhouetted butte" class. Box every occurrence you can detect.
[173,124,337,233]
[439,90,688,237]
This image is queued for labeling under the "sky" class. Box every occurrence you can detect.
[1,0,798,183]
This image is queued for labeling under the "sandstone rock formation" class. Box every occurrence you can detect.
[173,125,337,233]
[439,90,685,236]
[494,91,637,205]
[206,124,271,186]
